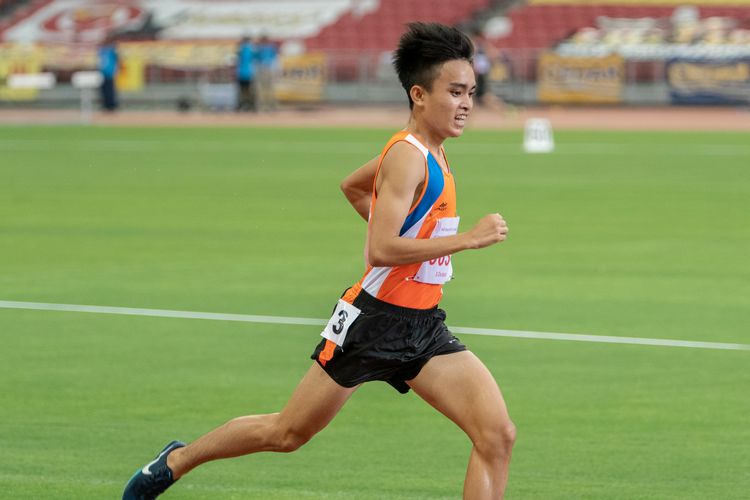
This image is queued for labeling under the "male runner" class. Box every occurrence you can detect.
[123,22,515,500]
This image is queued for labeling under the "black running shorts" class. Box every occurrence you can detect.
[310,290,466,394]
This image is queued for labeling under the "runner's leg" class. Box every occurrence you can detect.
[407,351,516,500]
[167,362,357,478]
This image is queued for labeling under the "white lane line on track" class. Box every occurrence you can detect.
[1,300,748,352]
[2,139,750,156]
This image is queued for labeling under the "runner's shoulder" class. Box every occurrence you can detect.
[380,140,425,180]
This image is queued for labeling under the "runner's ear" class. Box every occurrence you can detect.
[410,85,425,107]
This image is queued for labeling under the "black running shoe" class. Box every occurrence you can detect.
[123,440,185,500]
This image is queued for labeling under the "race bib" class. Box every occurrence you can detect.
[413,216,460,285]
[320,299,362,348]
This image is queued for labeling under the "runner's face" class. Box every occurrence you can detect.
[420,59,476,139]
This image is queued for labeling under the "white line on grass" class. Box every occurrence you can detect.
[1,300,748,352]
[2,139,750,157]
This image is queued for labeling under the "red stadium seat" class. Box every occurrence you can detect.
[305,0,493,51]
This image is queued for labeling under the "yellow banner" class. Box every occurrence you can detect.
[0,42,324,100]
[275,52,327,102]
[115,57,145,92]
[668,60,750,92]
[538,53,624,104]
[118,40,235,68]
[41,43,96,69]
[0,41,235,70]
[667,59,750,104]
[0,44,44,101]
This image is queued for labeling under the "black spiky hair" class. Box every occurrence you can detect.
[393,22,474,109]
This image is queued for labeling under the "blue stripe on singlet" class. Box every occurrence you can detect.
[399,153,444,236]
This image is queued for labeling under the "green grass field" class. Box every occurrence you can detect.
[1,125,749,499]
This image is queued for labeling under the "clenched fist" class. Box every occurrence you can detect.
[467,213,509,249]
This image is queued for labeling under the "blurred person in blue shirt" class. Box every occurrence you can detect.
[257,35,279,111]
[236,36,258,112]
[98,38,119,111]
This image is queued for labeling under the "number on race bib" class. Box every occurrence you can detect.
[413,216,460,285]
[320,299,362,349]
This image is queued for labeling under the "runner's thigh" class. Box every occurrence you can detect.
[407,351,512,438]
[278,363,359,437]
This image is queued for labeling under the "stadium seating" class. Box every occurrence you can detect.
[0,0,52,36]
[495,2,750,49]
[1,0,491,51]
[305,0,492,51]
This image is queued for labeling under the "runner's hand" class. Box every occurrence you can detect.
[467,214,508,249]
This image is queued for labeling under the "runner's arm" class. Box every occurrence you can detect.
[368,143,508,267]
[341,156,379,221]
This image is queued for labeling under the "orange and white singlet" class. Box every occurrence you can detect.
[343,131,458,310]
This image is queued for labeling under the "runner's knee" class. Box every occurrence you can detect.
[278,430,312,453]
[502,421,517,450]
[274,424,315,453]
[474,418,516,460]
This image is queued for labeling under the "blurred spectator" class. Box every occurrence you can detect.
[572,27,601,45]
[729,29,750,45]
[236,36,258,112]
[471,29,504,112]
[257,36,279,111]
[98,38,119,112]
[644,27,666,45]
